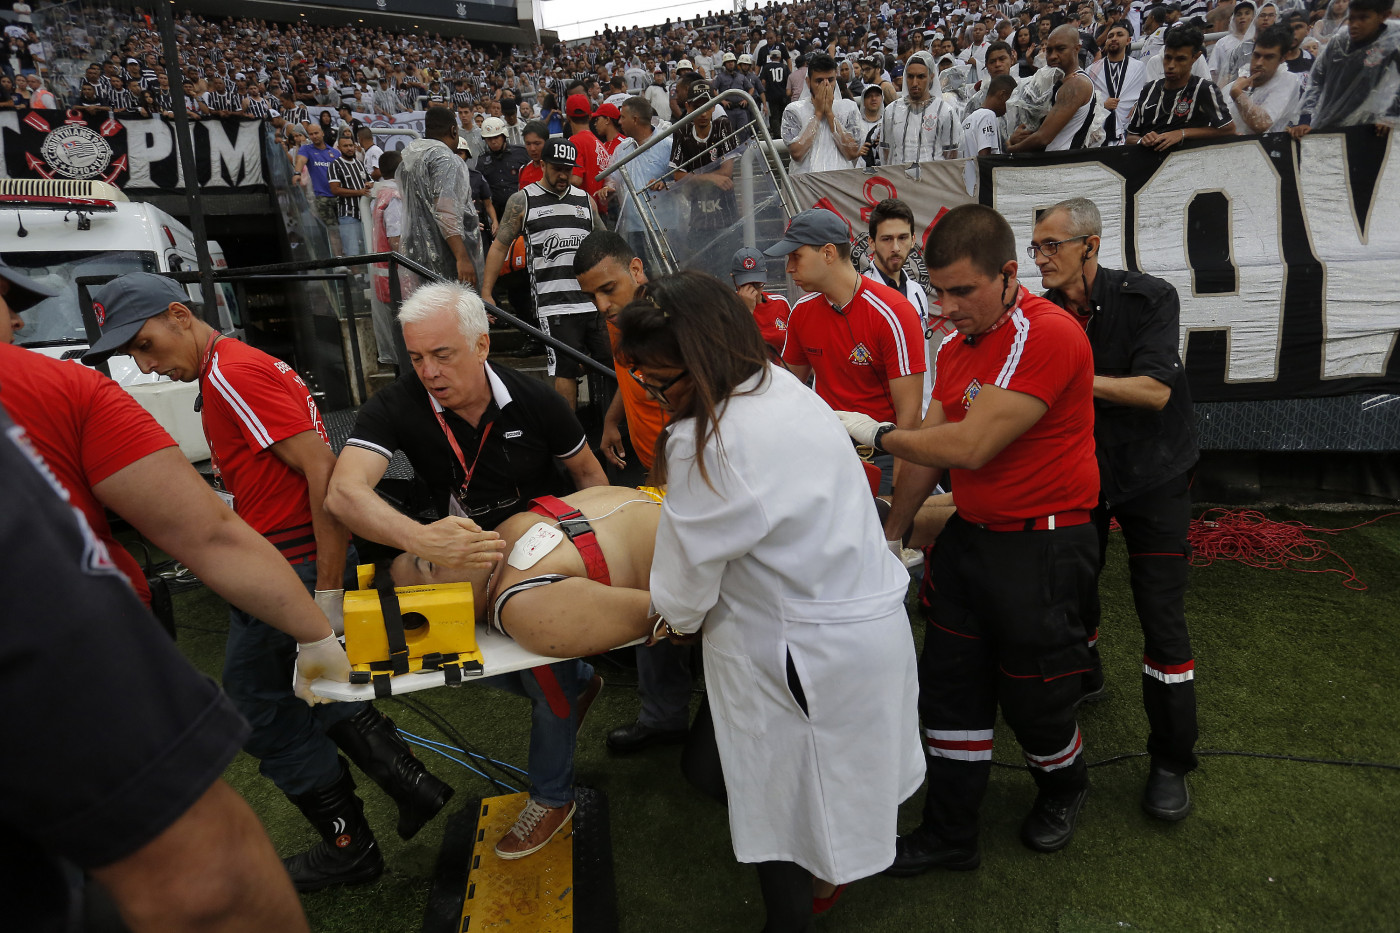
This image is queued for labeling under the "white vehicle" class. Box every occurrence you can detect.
[2,179,243,461]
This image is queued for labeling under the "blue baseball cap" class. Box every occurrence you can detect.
[81,273,190,364]
[0,259,59,314]
[731,247,768,286]
[764,208,851,257]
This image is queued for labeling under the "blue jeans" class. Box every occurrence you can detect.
[222,553,365,796]
[481,658,593,808]
[338,215,365,256]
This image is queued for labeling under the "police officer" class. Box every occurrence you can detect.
[1033,197,1200,821]
[837,204,1101,871]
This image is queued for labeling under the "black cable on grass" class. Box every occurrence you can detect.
[988,750,1400,772]
[386,695,521,793]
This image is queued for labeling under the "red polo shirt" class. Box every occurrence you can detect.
[931,289,1099,525]
[780,275,926,421]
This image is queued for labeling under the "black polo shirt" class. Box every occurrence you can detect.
[346,361,587,528]
[1044,267,1199,506]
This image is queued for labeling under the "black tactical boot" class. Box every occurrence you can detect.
[328,705,454,840]
[283,757,384,893]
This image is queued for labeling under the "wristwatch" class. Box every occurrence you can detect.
[872,422,897,453]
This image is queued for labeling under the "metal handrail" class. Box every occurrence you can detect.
[599,87,802,217]
[155,251,617,382]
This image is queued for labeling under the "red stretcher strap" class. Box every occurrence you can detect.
[528,495,612,586]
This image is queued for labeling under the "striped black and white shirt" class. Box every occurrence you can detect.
[246,96,277,119]
[1126,75,1232,136]
[205,89,242,114]
[327,157,371,219]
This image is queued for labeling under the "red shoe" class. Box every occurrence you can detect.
[812,883,848,916]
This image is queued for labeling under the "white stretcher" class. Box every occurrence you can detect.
[309,624,644,702]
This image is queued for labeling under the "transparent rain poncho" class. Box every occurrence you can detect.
[1301,21,1400,129]
[396,136,484,286]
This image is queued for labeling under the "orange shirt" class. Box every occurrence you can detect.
[608,320,667,469]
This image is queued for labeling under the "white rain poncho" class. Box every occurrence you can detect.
[1003,65,1065,140]
[881,51,963,163]
[1210,5,1255,80]
[780,69,862,174]
[396,136,484,286]
[1299,21,1400,130]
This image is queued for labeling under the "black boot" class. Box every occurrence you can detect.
[283,757,384,893]
[328,705,454,840]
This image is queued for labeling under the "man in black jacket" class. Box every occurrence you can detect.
[1032,197,1200,823]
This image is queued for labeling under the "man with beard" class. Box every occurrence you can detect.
[481,138,609,410]
[882,50,962,162]
[1089,23,1149,144]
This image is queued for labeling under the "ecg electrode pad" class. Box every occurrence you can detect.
[508,522,566,570]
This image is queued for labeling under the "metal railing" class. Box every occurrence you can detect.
[76,250,615,411]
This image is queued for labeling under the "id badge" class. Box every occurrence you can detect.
[214,489,235,510]
[448,493,469,518]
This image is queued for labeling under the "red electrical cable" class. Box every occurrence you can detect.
[1186,508,1400,592]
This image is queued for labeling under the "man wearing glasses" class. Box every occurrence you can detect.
[328,282,608,862]
[1031,198,1200,823]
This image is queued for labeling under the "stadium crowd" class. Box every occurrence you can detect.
[4,0,1396,152]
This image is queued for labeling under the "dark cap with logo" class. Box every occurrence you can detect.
[0,259,59,315]
[731,247,768,287]
[763,208,850,257]
[80,273,190,365]
[542,137,578,166]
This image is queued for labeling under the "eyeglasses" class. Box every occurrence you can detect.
[627,366,688,408]
[1025,234,1089,259]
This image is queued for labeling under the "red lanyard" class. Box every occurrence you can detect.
[431,400,494,502]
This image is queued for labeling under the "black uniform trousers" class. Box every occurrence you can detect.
[916,515,1098,844]
[1085,470,1198,773]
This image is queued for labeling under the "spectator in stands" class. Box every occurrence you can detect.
[731,245,793,359]
[609,97,671,271]
[671,83,738,275]
[761,48,792,138]
[369,150,406,367]
[399,105,485,288]
[782,51,862,173]
[1127,25,1237,147]
[565,93,608,209]
[857,83,886,164]
[1227,24,1304,132]
[1209,0,1257,81]
[1290,0,1399,136]
[481,137,608,410]
[23,73,54,109]
[296,124,344,252]
[962,75,1017,158]
[519,119,548,190]
[887,51,963,163]
[1009,26,1097,151]
[1090,24,1149,144]
[329,132,373,257]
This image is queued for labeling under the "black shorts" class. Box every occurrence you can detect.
[538,312,612,379]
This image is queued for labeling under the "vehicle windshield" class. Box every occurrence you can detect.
[6,250,159,347]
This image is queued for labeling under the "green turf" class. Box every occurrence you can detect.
[169,507,1400,932]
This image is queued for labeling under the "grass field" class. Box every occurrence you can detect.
[171,507,1400,933]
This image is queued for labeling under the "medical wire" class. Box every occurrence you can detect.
[556,498,662,526]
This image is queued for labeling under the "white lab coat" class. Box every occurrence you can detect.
[650,365,923,884]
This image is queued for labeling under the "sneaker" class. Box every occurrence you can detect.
[576,674,604,734]
[494,799,576,860]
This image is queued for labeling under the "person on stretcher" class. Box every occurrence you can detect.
[390,484,957,660]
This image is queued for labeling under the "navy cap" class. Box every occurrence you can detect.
[764,208,851,257]
[0,260,59,315]
[81,273,190,364]
[542,137,578,166]
[731,247,768,287]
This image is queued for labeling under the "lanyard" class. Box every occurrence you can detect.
[192,330,221,413]
[431,399,494,503]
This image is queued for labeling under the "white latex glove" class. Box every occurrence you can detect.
[835,410,891,448]
[314,588,345,637]
[294,634,351,706]
[887,538,903,557]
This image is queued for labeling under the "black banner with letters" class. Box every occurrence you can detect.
[978,127,1399,403]
[0,111,266,191]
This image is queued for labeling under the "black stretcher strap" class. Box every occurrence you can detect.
[376,560,411,675]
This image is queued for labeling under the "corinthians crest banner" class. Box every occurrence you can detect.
[0,110,265,191]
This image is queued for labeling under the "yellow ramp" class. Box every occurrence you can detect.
[460,791,575,932]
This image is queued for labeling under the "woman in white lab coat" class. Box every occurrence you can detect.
[615,272,923,932]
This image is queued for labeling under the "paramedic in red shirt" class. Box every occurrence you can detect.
[82,273,452,894]
[731,246,792,359]
[835,204,1100,873]
[767,208,926,496]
